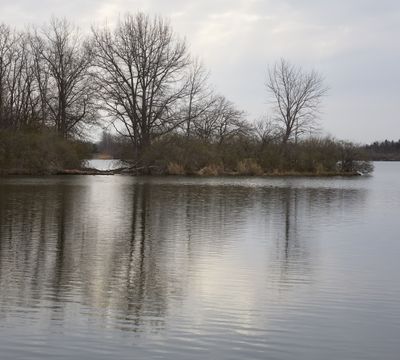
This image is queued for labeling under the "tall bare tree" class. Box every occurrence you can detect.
[0,25,39,130]
[182,58,214,137]
[31,18,96,138]
[266,59,328,143]
[0,24,22,129]
[92,13,190,156]
[7,33,40,129]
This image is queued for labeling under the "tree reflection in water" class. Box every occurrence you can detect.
[0,177,367,333]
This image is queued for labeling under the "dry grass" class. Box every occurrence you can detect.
[237,159,264,176]
[197,163,224,176]
[167,162,185,175]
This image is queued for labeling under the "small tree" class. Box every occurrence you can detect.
[31,18,96,138]
[267,59,328,143]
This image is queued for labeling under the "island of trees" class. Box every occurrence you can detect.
[0,13,374,176]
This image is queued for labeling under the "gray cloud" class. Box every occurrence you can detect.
[1,0,399,142]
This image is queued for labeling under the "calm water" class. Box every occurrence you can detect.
[85,159,124,171]
[0,162,399,360]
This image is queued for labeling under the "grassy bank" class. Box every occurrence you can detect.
[0,131,373,177]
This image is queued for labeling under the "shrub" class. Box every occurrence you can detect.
[141,135,218,174]
[0,130,86,174]
[95,133,374,177]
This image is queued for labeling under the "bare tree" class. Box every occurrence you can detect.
[253,117,281,146]
[92,13,190,156]
[193,94,247,144]
[31,18,96,138]
[7,33,40,129]
[266,59,328,143]
[29,30,51,128]
[0,24,19,129]
[181,58,214,137]
[0,25,40,130]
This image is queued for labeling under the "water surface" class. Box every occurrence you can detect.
[85,159,124,171]
[0,162,399,359]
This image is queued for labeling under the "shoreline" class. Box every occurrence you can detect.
[0,168,364,178]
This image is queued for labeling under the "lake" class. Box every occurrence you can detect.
[0,162,399,359]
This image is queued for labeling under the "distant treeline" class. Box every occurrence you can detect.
[363,140,400,161]
[0,13,372,175]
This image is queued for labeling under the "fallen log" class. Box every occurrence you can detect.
[57,168,116,175]
[57,164,165,176]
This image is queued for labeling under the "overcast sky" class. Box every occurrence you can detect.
[1,0,399,143]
